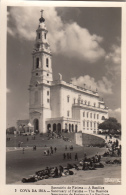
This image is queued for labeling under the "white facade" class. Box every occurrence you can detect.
[29,11,108,134]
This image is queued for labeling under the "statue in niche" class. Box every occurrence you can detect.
[58,73,62,80]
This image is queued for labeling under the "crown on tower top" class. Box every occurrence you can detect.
[39,9,45,23]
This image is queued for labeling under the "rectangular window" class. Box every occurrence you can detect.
[94,123,96,128]
[97,114,99,119]
[83,112,85,117]
[87,121,89,127]
[67,96,70,102]
[90,113,92,118]
[90,122,92,128]
[67,111,69,117]
[87,112,89,118]
[45,33,46,39]
[94,114,95,119]
[47,91,49,95]
[47,99,50,103]
[83,121,85,127]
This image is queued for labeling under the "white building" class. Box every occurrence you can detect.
[28,11,108,134]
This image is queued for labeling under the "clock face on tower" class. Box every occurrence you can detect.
[45,43,49,49]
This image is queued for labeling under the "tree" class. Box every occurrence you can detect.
[98,117,121,134]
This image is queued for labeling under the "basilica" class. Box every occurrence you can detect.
[17,11,108,135]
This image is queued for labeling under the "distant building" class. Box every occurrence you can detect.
[18,11,109,134]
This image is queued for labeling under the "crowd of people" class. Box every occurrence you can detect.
[103,138,121,157]
[43,146,57,156]
[21,151,104,183]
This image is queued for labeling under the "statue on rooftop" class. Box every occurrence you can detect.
[58,73,62,80]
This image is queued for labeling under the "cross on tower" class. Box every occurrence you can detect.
[40,9,44,18]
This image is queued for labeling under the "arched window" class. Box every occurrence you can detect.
[36,58,39,68]
[38,33,40,39]
[46,58,49,67]
[101,116,105,120]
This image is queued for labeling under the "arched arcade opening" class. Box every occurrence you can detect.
[53,123,56,132]
[57,123,61,134]
[33,119,39,134]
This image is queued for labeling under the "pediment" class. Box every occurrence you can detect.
[30,110,41,115]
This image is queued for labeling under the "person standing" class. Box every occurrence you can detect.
[75,153,78,161]
[69,153,72,160]
[59,165,64,176]
[63,153,66,160]
[51,148,53,155]
[22,147,25,154]
[54,167,59,177]
[98,155,101,162]
[82,162,85,170]
[47,149,49,155]
[54,147,57,153]
[67,153,70,160]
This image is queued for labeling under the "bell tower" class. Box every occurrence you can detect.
[30,10,53,86]
[29,10,52,133]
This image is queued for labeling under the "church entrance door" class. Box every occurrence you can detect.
[33,119,39,134]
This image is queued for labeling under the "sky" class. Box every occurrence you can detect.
[7,6,121,127]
